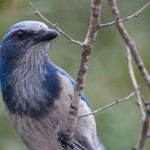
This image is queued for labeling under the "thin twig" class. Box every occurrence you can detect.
[108,0,150,88]
[79,92,135,118]
[27,0,83,46]
[126,47,145,118]
[99,2,150,28]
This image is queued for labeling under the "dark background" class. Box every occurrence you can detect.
[0,0,150,149]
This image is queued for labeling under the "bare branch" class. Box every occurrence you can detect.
[65,0,103,137]
[79,92,135,118]
[141,96,150,107]
[108,0,150,88]
[126,47,145,118]
[99,2,150,28]
[27,0,83,46]
[134,105,150,150]
[107,0,150,149]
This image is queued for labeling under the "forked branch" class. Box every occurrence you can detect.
[27,0,83,46]
[108,0,150,88]
[126,47,145,118]
[99,2,150,28]
[108,0,150,149]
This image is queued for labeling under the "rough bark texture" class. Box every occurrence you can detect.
[65,0,102,137]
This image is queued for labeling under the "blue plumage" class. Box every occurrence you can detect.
[55,65,91,109]
[0,21,104,150]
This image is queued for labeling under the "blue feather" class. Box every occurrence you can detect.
[53,64,91,109]
[7,24,25,35]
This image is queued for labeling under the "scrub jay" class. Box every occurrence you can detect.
[0,21,104,150]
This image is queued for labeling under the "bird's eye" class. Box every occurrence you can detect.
[17,31,26,40]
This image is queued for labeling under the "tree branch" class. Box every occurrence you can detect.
[99,2,150,28]
[108,0,150,88]
[107,1,150,150]
[133,104,150,150]
[79,92,135,118]
[27,0,83,46]
[65,0,103,137]
[126,47,145,118]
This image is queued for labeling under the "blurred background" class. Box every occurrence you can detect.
[0,0,150,149]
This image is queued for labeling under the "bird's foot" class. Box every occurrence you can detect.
[58,130,75,150]
[58,130,87,150]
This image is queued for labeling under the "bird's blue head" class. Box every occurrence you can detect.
[0,21,58,64]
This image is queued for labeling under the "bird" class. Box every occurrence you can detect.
[0,21,104,150]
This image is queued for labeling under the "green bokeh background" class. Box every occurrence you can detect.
[0,0,150,149]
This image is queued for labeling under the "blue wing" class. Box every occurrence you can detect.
[57,67,91,109]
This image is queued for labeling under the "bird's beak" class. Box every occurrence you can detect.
[33,29,59,43]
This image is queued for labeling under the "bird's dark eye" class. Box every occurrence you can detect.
[17,31,26,40]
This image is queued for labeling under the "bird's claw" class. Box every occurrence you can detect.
[58,130,79,150]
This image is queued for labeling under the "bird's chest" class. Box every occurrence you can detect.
[2,69,62,118]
